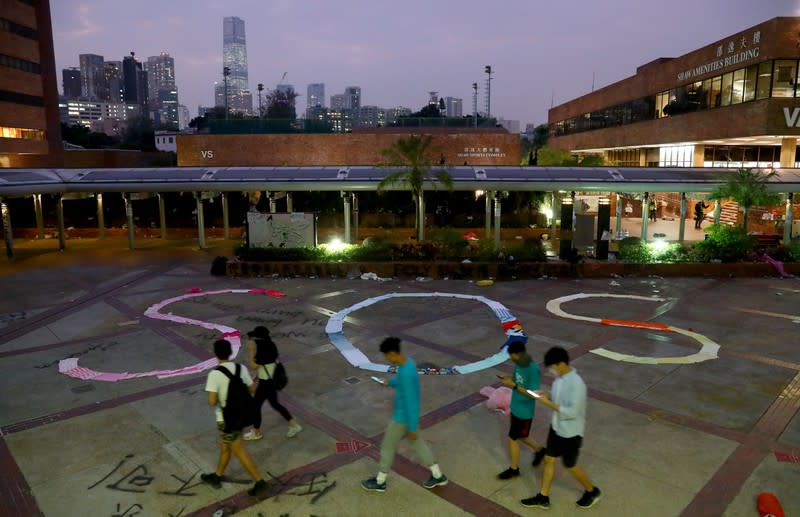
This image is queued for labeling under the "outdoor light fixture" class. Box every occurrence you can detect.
[326,238,348,252]
[650,239,669,253]
[474,190,485,200]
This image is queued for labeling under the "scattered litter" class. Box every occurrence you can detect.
[117,320,139,326]
[308,275,318,279]
[776,292,783,296]
[443,277,449,280]
[272,273,280,277]
[648,275,663,279]
[611,273,622,278]
[793,320,800,324]
[477,279,494,287]
[360,272,378,280]
[653,290,660,293]
[462,258,472,263]
[416,276,432,282]
[609,281,621,287]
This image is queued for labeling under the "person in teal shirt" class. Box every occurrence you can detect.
[361,337,448,492]
[498,340,546,480]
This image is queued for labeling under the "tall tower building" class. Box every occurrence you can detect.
[222,16,252,113]
[103,61,123,103]
[307,83,325,110]
[146,52,178,126]
[344,86,361,111]
[122,52,148,107]
[444,96,463,118]
[62,67,81,98]
[79,53,105,100]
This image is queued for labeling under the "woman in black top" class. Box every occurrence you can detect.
[242,326,302,440]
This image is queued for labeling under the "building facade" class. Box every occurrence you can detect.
[1,0,62,167]
[79,53,105,100]
[307,82,325,112]
[62,67,81,98]
[122,52,148,107]
[103,60,123,103]
[548,17,800,169]
[445,96,463,118]
[58,99,141,130]
[222,16,252,114]
[146,52,179,126]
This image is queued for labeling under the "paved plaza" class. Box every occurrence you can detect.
[1,242,799,517]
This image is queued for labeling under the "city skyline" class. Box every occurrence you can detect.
[52,0,796,128]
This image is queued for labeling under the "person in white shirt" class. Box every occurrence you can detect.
[200,339,268,497]
[521,346,601,510]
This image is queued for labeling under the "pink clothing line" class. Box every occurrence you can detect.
[752,253,794,278]
[58,288,285,382]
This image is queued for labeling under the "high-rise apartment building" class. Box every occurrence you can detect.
[122,52,148,107]
[345,86,361,111]
[307,83,325,110]
[222,16,252,113]
[330,93,347,111]
[79,53,105,100]
[62,67,81,98]
[444,96,463,118]
[1,0,63,167]
[146,52,178,126]
[103,61,123,103]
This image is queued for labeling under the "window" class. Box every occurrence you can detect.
[709,76,722,108]
[742,64,757,102]
[756,61,772,100]
[720,72,733,106]
[771,60,797,97]
[0,53,41,74]
[0,126,45,140]
[731,69,745,104]
[0,89,43,106]
[168,137,174,143]
[0,17,38,39]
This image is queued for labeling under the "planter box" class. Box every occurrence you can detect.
[226,260,800,279]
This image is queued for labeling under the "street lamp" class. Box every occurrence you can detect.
[257,83,264,119]
[222,66,231,120]
[484,65,492,120]
[472,82,478,128]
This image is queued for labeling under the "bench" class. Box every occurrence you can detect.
[754,234,781,247]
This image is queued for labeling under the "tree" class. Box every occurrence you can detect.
[119,116,156,151]
[265,89,299,119]
[709,168,783,230]
[378,135,453,241]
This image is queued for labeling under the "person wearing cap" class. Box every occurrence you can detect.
[242,326,302,440]
[497,339,546,481]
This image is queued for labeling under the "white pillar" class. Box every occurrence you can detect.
[34,194,44,239]
[221,192,230,240]
[615,193,622,236]
[1,199,13,260]
[342,191,351,244]
[286,192,293,213]
[96,193,105,238]
[679,193,687,244]
[157,193,167,239]
[484,191,492,239]
[785,193,794,243]
[641,192,650,242]
[56,194,65,251]
[195,193,206,249]
[123,193,135,250]
[493,194,502,250]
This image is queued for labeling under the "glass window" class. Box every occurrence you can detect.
[702,78,712,108]
[720,72,733,106]
[771,60,797,98]
[710,76,722,108]
[743,65,757,102]
[756,61,772,100]
[656,91,669,118]
[731,69,745,104]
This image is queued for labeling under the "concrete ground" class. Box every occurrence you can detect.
[1,239,799,517]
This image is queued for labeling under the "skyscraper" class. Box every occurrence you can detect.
[122,52,148,107]
[62,68,81,98]
[146,52,178,126]
[79,53,105,100]
[307,83,325,110]
[344,86,361,111]
[103,61,123,103]
[222,16,252,113]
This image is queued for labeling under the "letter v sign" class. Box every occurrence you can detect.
[783,107,800,127]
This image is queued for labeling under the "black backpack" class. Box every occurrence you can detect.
[215,364,257,433]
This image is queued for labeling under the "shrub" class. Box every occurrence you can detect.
[690,224,756,262]
[786,238,800,262]
[617,238,652,263]
[430,228,470,260]
[506,238,547,262]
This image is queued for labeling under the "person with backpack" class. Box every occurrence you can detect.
[201,339,268,497]
[242,326,302,441]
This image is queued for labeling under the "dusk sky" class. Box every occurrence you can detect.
[52,0,798,128]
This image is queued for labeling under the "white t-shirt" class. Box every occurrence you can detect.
[205,362,253,422]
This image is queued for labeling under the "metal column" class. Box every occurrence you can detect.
[713,200,721,225]
[269,192,277,214]
[195,193,206,249]
[596,197,611,260]
[352,193,359,241]
[615,193,622,237]
[286,192,293,213]
[484,191,492,239]
[1,199,13,260]
[558,194,574,258]
[123,193,135,250]
[157,193,167,239]
[56,194,66,251]
[342,191,351,244]
[641,192,650,242]
[550,192,559,239]
[785,193,794,243]
[493,193,502,250]
[96,193,105,238]
[678,193,687,244]
[221,192,230,240]
[417,193,425,242]
[34,194,44,239]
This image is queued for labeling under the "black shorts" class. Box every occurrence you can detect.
[546,426,582,468]
[508,414,532,440]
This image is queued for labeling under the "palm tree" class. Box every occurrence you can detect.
[378,135,453,241]
[709,168,783,230]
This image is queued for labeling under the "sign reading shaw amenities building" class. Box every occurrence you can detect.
[677,30,761,82]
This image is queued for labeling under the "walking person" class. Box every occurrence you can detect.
[243,326,302,440]
[201,339,269,497]
[521,346,601,510]
[649,199,658,223]
[694,200,709,229]
[497,340,547,479]
[361,337,448,492]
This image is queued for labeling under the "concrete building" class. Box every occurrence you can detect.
[79,53,105,100]
[154,130,177,152]
[222,16,252,113]
[357,105,386,128]
[330,93,347,111]
[103,60,123,103]
[307,82,325,112]
[444,96,463,118]
[178,104,190,130]
[548,17,800,169]
[497,118,520,133]
[146,52,179,126]
[62,67,81,99]
[1,0,63,167]
[122,52,148,107]
[59,99,141,132]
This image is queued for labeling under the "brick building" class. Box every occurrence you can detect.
[548,17,800,169]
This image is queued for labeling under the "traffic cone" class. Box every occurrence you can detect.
[757,492,784,517]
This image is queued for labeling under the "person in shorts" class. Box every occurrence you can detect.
[521,346,601,510]
[497,340,546,480]
[200,339,268,497]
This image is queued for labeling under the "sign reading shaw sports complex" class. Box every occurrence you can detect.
[677,30,760,82]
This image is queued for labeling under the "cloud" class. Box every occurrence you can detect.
[56,3,100,41]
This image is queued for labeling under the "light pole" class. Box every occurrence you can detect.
[223,66,231,120]
[484,65,492,120]
[257,83,264,119]
[472,82,478,128]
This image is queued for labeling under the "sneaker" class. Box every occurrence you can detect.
[361,477,386,492]
[200,472,221,489]
[497,467,520,480]
[532,448,547,467]
[243,430,262,441]
[247,479,269,497]
[286,424,303,438]
[423,474,448,489]
[521,493,550,509]
[576,487,602,508]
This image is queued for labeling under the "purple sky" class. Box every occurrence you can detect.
[52,0,798,128]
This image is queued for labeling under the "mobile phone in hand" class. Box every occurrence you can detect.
[526,389,541,398]
[371,376,385,384]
